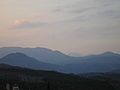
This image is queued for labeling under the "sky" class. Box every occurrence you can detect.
[0,0,120,55]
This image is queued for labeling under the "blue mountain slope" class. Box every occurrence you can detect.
[0,47,120,73]
[0,47,74,65]
[64,52,120,73]
[0,52,62,71]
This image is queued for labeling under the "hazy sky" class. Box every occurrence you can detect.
[0,0,120,55]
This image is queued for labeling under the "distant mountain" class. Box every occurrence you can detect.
[0,47,120,73]
[110,69,120,73]
[0,52,62,71]
[64,52,120,73]
[0,47,74,65]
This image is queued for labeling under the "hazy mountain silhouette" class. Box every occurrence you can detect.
[110,69,120,73]
[0,52,62,71]
[0,47,120,73]
[0,47,74,65]
[64,52,120,73]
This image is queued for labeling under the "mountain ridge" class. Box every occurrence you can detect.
[0,52,62,72]
[0,47,120,73]
[0,47,73,65]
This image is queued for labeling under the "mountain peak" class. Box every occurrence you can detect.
[99,52,120,56]
[102,52,116,55]
[97,51,120,58]
[1,52,33,62]
[5,52,27,58]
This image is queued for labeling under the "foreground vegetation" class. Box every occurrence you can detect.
[0,64,120,90]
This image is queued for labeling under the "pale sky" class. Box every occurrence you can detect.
[0,0,120,55]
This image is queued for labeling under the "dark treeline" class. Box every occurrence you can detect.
[0,65,118,90]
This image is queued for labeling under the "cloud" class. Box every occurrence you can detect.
[69,7,95,14]
[10,19,48,30]
[97,10,120,19]
[52,0,120,23]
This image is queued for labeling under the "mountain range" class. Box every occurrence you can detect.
[64,52,120,73]
[0,47,74,65]
[0,47,120,73]
[0,52,62,71]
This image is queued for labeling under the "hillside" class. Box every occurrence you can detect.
[0,47,73,65]
[0,64,117,90]
[64,52,120,73]
[0,53,62,71]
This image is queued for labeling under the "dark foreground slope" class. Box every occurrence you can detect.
[0,64,118,90]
